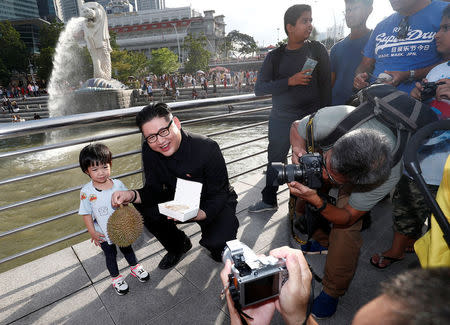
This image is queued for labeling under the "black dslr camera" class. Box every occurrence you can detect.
[421,81,445,102]
[222,240,288,308]
[271,153,323,189]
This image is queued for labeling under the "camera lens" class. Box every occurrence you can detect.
[285,164,304,183]
[270,162,305,185]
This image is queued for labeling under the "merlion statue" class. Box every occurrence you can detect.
[80,2,112,80]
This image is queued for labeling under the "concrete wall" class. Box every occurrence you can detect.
[64,89,135,115]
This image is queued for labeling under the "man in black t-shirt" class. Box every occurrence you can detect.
[248,4,331,213]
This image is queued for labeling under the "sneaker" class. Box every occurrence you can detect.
[248,200,278,213]
[130,264,150,282]
[112,275,129,295]
[301,240,328,255]
[311,291,338,319]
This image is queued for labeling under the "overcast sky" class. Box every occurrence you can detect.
[165,0,394,46]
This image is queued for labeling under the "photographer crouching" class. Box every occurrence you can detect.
[285,106,401,318]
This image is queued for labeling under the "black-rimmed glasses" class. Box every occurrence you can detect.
[397,16,409,39]
[144,119,173,144]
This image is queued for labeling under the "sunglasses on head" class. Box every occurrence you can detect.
[397,16,409,39]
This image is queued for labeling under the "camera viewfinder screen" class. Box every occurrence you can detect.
[244,273,279,306]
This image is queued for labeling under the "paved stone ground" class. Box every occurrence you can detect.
[0,173,420,325]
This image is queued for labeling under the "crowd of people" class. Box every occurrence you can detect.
[75,0,449,324]
[0,82,44,99]
[134,69,259,102]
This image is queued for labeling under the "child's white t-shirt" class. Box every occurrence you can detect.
[79,179,127,244]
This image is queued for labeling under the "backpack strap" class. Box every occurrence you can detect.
[319,103,376,149]
[370,92,420,131]
[308,40,321,67]
[271,44,286,80]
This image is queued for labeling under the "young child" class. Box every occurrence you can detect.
[78,143,149,295]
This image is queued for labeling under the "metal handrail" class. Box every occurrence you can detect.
[0,150,141,186]
[0,210,78,238]
[0,105,270,159]
[0,230,88,265]
[0,94,269,139]
[0,170,143,212]
[0,94,272,266]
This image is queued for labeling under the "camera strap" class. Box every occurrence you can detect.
[305,113,316,153]
[303,273,315,325]
[228,274,253,325]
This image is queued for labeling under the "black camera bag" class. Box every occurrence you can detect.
[319,84,439,165]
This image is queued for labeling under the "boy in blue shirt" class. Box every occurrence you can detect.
[331,0,373,105]
[79,143,149,295]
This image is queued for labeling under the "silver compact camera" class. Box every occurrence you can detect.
[222,240,288,308]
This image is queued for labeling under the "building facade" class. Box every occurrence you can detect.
[36,0,59,21]
[109,6,226,62]
[0,0,40,20]
[106,0,135,14]
[88,0,164,14]
[136,0,165,11]
[55,0,81,22]
[0,0,54,55]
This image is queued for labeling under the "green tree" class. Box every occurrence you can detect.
[36,47,55,82]
[183,34,211,74]
[0,21,29,79]
[39,20,64,48]
[225,30,258,57]
[35,20,64,82]
[148,47,179,76]
[276,37,288,47]
[217,37,233,59]
[109,30,119,50]
[111,49,149,83]
[0,58,10,86]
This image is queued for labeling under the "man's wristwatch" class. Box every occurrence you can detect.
[309,197,327,213]
[408,70,416,82]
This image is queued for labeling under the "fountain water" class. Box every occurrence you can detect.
[48,2,134,117]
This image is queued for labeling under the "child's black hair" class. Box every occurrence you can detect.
[79,143,112,173]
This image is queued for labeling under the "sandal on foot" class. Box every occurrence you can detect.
[370,253,403,269]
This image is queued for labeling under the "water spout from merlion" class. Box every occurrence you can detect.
[48,1,129,117]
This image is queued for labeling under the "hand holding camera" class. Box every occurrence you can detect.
[421,80,446,101]
[220,242,313,325]
[271,153,323,189]
[434,78,450,101]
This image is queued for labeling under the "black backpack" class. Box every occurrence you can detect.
[311,83,439,165]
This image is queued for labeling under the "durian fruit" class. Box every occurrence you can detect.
[107,204,144,247]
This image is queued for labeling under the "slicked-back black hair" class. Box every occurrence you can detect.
[136,102,172,132]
